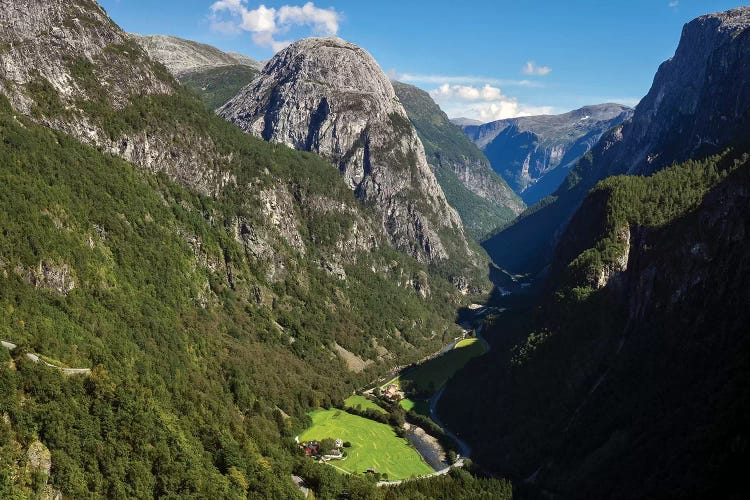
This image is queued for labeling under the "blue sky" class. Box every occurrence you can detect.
[100,0,748,121]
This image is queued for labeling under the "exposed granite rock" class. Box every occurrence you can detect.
[258,185,306,255]
[132,34,262,77]
[15,261,76,296]
[219,37,479,269]
[26,440,51,476]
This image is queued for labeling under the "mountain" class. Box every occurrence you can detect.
[392,81,525,239]
[178,64,260,110]
[462,104,633,205]
[219,38,487,288]
[483,7,750,277]
[443,150,750,500]
[440,7,750,499]
[132,34,263,76]
[451,117,483,127]
[133,34,262,110]
[0,1,489,497]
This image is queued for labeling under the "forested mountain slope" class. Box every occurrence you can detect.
[440,7,750,498]
[0,0,487,496]
[442,148,750,499]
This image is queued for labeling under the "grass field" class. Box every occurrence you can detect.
[388,337,487,394]
[299,409,434,480]
[399,398,431,416]
[344,395,388,414]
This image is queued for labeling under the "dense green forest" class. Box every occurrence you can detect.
[180,65,259,110]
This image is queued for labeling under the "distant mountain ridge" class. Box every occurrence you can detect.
[132,34,262,111]
[451,117,484,127]
[132,34,263,76]
[393,81,525,239]
[461,104,633,204]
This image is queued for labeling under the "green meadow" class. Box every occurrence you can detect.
[344,395,388,414]
[299,409,433,480]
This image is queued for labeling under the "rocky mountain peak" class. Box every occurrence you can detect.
[260,37,395,103]
[699,6,750,33]
[220,37,481,274]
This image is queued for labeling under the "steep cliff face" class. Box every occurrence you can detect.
[392,81,525,239]
[483,7,750,276]
[0,0,244,196]
[461,104,632,204]
[132,34,262,77]
[219,38,483,278]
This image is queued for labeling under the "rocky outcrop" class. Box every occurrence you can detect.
[26,441,51,476]
[132,34,262,77]
[461,104,632,204]
[15,261,76,296]
[0,0,172,106]
[0,0,238,197]
[219,38,479,268]
[393,81,525,239]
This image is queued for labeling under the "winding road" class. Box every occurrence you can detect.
[1,340,91,375]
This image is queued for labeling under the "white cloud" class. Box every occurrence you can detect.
[278,3,339,35]
[209,1,341,52]
[426,83,555,122]
[522,61,552,76]
[392,72,541,88]
[431,84,504,101]
[668,1,679,7]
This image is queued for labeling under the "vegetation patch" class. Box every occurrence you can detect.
[389,337,487,396]
[344,395,387,415]
[399,398,430,416]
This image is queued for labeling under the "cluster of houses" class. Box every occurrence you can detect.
[301,438,344,461]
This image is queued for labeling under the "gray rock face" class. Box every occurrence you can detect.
[132,34,263,77]
[461,104,633,204]
[0,0,238,196]
[0,0,172,105]
[220,37,476,265]
[606,6,750,177]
